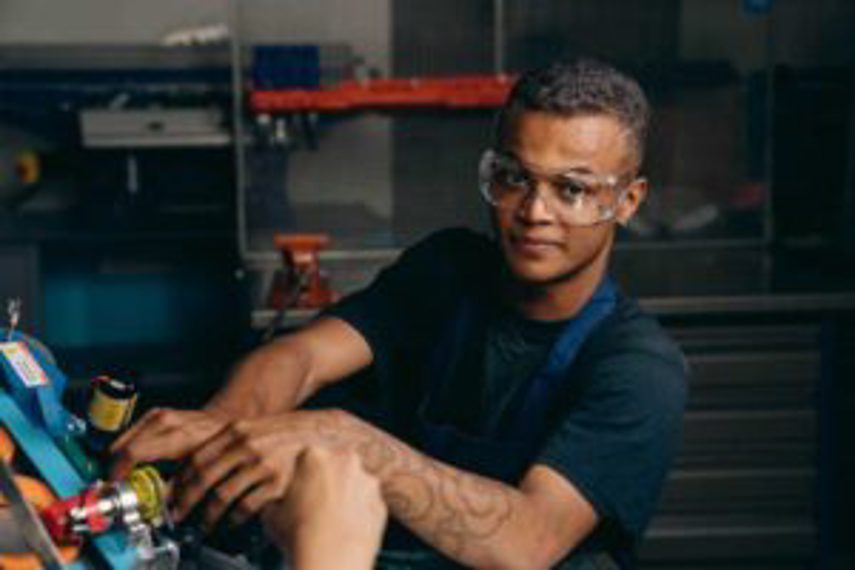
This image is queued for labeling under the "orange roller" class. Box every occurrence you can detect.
[0,475,81,569]
[0,426,14,463]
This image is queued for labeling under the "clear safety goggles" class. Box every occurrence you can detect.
[478,149,632,226]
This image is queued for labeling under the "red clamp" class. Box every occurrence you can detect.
[40,486,107,544]
[270,234,337,310]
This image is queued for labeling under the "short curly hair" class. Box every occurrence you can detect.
[496,58,650,171]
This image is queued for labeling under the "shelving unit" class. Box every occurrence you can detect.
[0,37,245,405]
[250,74,514,112]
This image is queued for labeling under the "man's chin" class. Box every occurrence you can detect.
[506,259,575,286]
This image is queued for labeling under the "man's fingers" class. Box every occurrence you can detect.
[110,425,174,479]
[202,464,272,530]
[173,444,251,522]
[110,407,169,453]
[173,427,237,490]
[110,424,200,480]
[110,408,187,479]
[230,481,282,527]
[110,456,137,481]
[182,425,240,476]
[289,446,314,476]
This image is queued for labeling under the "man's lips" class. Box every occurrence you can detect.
[509,234,563,252]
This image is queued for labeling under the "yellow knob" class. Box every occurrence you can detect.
[126,466,167,524]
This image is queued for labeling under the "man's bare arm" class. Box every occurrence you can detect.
[212,410,593,568]
[207,316,373,418]
[346,414,597,568]
[171,407,596,567]
[110,317,371,477]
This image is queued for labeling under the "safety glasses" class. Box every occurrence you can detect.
[478,149,633,226]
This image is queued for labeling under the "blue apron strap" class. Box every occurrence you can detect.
[419,277,617,469]
[499,277,618,444]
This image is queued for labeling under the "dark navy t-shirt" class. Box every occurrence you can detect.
[324,227,688,566]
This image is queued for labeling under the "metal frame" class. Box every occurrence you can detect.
[230,0,780,264]
[230,0,251,263]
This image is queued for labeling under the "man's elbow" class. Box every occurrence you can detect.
[486,523,582,569]
[527,528,580,569]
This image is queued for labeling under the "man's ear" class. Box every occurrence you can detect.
[616,177,648,226]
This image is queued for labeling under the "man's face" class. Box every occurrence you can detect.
[492,111,645,286]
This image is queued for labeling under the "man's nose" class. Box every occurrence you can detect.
[516,180,557,222]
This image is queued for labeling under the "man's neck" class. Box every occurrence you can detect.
[508,249,611,322]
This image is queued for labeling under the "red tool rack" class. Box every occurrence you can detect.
[250,74,517,113]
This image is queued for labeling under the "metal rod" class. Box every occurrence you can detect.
[229,0,249,262]
[0,461,65,569]
[494,0,505,74]
[762,4,776,247]
[6,299,21,341]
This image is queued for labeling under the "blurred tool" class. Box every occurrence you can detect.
[85,374,139,453]
[263,234,336,341]
[271,233,336,310]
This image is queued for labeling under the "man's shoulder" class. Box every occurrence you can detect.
[402,227,499,284]
[539,293,688,544]
[407,227,495,260]
[590,294,684,367]
[577,292,688,401]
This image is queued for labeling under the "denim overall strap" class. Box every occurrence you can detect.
[497,277,618,444]
[418,277,618,480]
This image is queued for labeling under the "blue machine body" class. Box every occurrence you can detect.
[0,330,83,438]
[0,328,138,569]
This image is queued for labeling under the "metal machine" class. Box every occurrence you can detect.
[0,298,268,569]
[0,300,177,569]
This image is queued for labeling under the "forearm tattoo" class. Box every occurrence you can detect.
[315,412,515,560]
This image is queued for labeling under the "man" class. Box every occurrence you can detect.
[112,58,687,568]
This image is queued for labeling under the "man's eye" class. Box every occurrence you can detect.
[556,178,591,201]
[495,167,529,187]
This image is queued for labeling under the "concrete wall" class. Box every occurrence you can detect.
[0,0,230,44]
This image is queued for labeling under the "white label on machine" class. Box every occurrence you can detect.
[0,342,49,387]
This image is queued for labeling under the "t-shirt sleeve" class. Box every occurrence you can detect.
[323,228,471,366]
[536,337,688,538]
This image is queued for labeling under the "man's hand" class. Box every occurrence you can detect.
[170,409,346,529]
[110,408,230,479]
[261,446,387,570]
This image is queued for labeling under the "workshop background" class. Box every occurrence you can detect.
[1,0,854,568]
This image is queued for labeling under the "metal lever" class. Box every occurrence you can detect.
[0,460,65,569]
[6,298,21,341]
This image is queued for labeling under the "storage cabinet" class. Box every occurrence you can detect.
[639,309,851,568]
